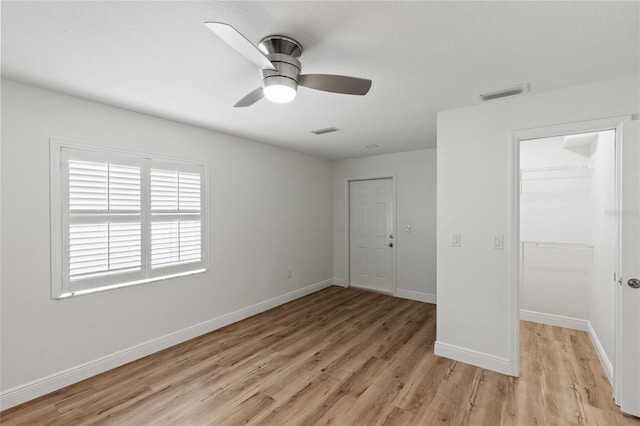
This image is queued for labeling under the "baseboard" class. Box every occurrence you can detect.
[519,309,589,331]
[332,277,347,287]
[349,283,393,296]
[434,341,515,376]
[0,279,333,410]
[396,289,436,304]
[587,321,613,385]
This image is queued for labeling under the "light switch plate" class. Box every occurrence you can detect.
[492,235,504,249]
[451,233,461,247]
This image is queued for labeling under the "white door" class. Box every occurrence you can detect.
[618,120,640,417]
[349,178,394,293]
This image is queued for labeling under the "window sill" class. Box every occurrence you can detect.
[55,268,207,299]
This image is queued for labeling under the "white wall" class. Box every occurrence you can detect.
[333,149,437,302]
[0,80,333,406]
[436,75,639,375]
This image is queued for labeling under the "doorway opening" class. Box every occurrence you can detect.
[518,128,617,379]
[347,177,396,295]
[511,115,639,415]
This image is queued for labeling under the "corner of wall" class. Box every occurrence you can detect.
[332,277,347,287]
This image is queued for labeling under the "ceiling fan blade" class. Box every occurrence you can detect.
[234,87,264,107]
[204,22,276,71]
[298,74,372,95]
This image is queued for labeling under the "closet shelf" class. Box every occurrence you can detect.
[521,164,593,173]
[521,240,593,250]
[520,164,594,189]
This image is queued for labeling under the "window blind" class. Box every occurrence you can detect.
[68,160,142,282]
[54,143,207,297]
[150,169,202,269]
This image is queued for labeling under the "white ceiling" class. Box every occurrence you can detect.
[2,1,638,160]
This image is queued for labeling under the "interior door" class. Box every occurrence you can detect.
[618,119,640,417]
[349,178,394,293]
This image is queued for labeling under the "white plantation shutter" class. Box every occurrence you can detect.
[68,160,108,210]
[68,222,141,279]
[68,161,141,211]
[64,154,143,289]
[54,144,207,297]
[150,168,203,270]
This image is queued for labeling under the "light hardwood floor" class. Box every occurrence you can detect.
[2,286,638,425]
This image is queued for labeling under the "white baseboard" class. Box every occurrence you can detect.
[337,282,437,304]
[396,289,437,304]
[519,309,589,331]
[348,283,394,295]
[0,279,333,410]
[332,277,347,287]
[434,341,515,376]
[587,321,613,385]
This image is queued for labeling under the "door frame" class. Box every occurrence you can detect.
[509,115,630,379]
[344,174,398,295]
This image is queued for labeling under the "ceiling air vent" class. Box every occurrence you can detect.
[479,83,529,102]
[311,126,340,135]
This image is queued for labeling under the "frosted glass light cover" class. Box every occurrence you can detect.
[263,84,297,103]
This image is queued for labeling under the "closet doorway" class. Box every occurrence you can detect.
[512,116,640,416]
[519,129,616,334]
[518,127,618,384]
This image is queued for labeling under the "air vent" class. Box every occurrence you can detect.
[311,126,340,135]
[479,84,529,102]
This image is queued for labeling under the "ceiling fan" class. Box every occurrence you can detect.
[204,22,372,107]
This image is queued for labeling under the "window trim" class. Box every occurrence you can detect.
[50,138,209,299]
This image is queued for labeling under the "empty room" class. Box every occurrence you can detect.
[1,1,639,425]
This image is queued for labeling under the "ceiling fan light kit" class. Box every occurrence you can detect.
[263,78,297,103]
[204,22,372,107]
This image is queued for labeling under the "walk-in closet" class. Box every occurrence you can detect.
[519,129,617,353]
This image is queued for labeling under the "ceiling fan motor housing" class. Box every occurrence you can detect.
[259,36,303,93]
[260,53,301,92]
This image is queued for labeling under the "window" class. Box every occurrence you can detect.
[51,140,207,298]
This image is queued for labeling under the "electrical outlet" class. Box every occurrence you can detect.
[451,233,461,247]
[287,270,293,279]
[492,235,504,249]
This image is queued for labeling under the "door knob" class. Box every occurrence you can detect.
[629,278,640,289]
[389,242,393,248]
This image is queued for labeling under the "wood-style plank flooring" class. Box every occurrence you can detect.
[2,286,638,425]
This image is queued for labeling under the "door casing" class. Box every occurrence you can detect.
[509,115,631,379]
[617,119,640,415]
